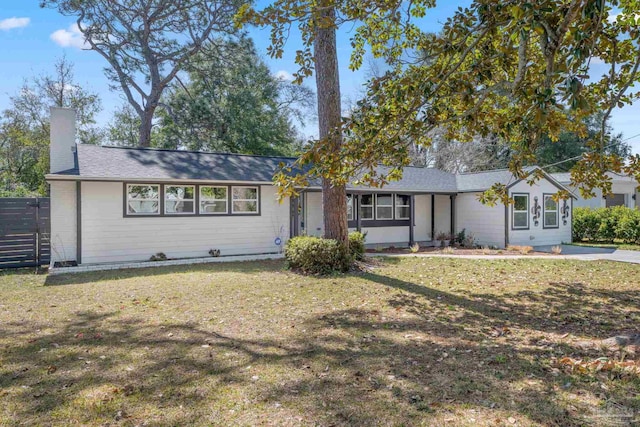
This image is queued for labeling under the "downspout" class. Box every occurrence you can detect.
[430,194,435,240]
[76,181,82,265]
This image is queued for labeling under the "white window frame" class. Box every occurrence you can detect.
[359,194,374,220]
[126,184,160,216]
[375,193,394,220]
[231,186,259,214]
[347,194,354,221]
[395,194,411,220]
[199,186,228,215]
[543,194,559,228]
[164,185,196,215]
[512,193,529,229]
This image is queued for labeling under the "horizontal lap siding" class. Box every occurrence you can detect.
[509,179,572,246]
[456,193,505,248]
[50,181,77,263]
[80,182,289,264]
[414,195,430,241]
[434,195,451,237]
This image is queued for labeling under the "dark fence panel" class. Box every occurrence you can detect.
[0,198,50,269]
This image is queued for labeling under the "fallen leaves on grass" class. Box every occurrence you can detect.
[553,357,640,376]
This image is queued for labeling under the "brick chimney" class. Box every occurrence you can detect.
[49,107,76,173]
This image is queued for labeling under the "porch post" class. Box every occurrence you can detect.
[355,194,362,232]
[430,194,435,240]
[450,194,456,237]
[290,195,300,238]
[409,194,415,245]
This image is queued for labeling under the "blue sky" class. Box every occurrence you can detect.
[0,1,639,154]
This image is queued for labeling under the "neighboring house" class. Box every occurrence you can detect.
[46,108,575,266]
[551,172,639,210]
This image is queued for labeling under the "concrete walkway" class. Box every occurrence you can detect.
[534,244,640,264]
[370,244,640,264]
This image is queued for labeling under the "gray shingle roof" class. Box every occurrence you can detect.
[48,144,571,194]
[347,166,457,192]
[456,169,526,192]
[65,144,296,182]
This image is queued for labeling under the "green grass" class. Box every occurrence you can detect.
[1,258,640,426]
[570,240,640,251]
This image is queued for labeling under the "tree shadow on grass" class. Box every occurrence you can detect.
[2,268,639,425]
[43,259,286,286]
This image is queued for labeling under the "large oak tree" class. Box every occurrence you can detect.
[42,0,241,147]
[244,0,640,235]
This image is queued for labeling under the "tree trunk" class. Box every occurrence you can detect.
[314,6,348,245]
[139,107,156,147]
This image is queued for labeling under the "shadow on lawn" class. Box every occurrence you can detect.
[43,259,285,286]
[2,269,639,425]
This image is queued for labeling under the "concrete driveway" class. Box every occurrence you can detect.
[534,244,640,264]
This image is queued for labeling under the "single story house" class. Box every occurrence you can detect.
[551,172,639,209]
[46,108,575,266]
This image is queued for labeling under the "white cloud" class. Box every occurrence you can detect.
[50,23,89,49]
[274,70,294,82]
[0,17,30,31]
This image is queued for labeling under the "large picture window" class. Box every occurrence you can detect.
[165,185,195,214]
[543,195,558,228]
[200,186,228,214]
[232,186,259,213]
[359,194,374,220]
[127,184,160,215]
[512,194,529,229]
[395,194,410,220]
[376,194,393,220]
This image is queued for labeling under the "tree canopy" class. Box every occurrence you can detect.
[154,37,313,156]
[0,56,101,196]
[246,0,640,204]
[42,0,242,147]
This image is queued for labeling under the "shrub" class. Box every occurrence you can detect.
[285,236,352,275]
[616,208,640,244]
[573,206,640,244]
[410,243,420,253]
[551,245,562,255]
[348,231,366,261]
[150,252,167,261]
[454,229,466,246]
[573,207,601,241]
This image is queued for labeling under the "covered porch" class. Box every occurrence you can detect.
[290,190,458,249]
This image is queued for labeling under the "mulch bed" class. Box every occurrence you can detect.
[366,246,552,256]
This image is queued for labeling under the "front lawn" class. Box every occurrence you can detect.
[1,258,639,426]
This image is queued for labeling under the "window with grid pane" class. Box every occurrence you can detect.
[127,184,160,215]
[232,186,259,213]
[200,186,227,214]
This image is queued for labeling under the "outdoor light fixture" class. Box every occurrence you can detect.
[561,200,570,226]
[531,196,541,227]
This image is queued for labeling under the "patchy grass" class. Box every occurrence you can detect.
[1,258,640,426]
[570,240,640,251]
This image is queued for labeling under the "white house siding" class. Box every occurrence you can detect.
[50,181,77,263]
[455,193,505,248]
[563,181,637,209]
[414,194,430,241]
[304,192,324,237]
[358,226,410,245]
[572,187,604,209]
[80,182,290,264]
[508,179,572,246]
[434,195,452,237]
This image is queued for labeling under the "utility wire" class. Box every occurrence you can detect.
[538,132,640,171]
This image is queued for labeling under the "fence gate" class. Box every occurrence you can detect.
[0,198,50,269]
